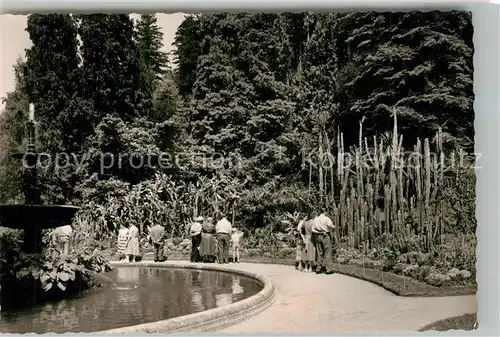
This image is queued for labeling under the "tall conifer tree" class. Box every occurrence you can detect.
[79,14,142,122]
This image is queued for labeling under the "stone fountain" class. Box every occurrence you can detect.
[0,104,82,310]
[0,104,80,253]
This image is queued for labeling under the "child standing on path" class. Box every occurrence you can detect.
[231,228,243,263]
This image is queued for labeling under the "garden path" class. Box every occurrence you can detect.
[162,260,476,332]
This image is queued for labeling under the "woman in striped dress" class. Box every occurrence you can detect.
[295,220,306,271]
[117,225,129,261]
[125,224,140,262]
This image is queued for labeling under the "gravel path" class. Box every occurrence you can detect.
[125,260,477,332]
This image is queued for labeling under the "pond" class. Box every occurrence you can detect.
[0,266,263,333]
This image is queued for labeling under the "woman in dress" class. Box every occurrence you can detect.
[295,220,306,271]
[199,217,217,263]
[125,223,140,262]
[303,214,317,272]
[117,225,129,261]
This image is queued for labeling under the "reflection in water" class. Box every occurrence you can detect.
[215,272,233,308]
[215,293,233,308]
[232,276,244,297]
[0,267,262,333]
[192,271,201,287]
[190,289,204,312]
[190,270,205,311]
[115,267,140,284]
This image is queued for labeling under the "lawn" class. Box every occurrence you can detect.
[419,313,477,331]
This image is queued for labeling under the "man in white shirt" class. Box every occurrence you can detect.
[189,216,203,262]
[51,225,73,255]
[215,214,232,264]
[311,209,335,274]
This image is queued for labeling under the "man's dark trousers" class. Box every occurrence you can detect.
[314,232,333,274]
[191,234,202,262]
[217,233,230,263]
[153,242,164,262]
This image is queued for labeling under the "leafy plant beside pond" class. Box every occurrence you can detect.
[0,228,113,310]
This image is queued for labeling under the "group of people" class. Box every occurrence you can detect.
[117,223,142,262]
[115,214,244,264]
[114,209,335,271]
[295,209,336,275]
[117,221,170,262]
[188,214,244,264]
[117,221,169,262]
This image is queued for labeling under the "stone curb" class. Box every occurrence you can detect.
[100,261,277,334]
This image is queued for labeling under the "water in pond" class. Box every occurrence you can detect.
[0,267,262,333]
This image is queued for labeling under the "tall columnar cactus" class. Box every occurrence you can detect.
[304,109,463,253]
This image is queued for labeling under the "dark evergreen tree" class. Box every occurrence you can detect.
[336,11,474,149]
[292,13,340,155]
[0,59,29,203]
[136,14,169,118]
[190,14,242,154]
[78,14,143,122]
[24,14,83,153]
[23,14,93,203]
[172,15,203,97]
[136,14,169,82]
[235,13,296,182]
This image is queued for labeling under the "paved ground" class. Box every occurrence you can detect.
[125,260,477,332]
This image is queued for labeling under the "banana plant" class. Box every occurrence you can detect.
[280,211,303,233]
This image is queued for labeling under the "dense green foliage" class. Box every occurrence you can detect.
[0,228,112,309]
[0,12,475,286]
[335,12,474,149]
[137,14,169,114]
[0,59,27,202]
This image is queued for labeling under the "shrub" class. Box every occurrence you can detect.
[0,228,22,252]
[1,230,112,310]
[172,237,183,246]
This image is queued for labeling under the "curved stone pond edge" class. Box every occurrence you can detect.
[108,254,476,297]
[100,262,277,334]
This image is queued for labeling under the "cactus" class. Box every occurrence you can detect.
[306,110,467,254]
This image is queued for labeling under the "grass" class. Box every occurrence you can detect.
[112,252,476,297]
[419,313,477,331]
